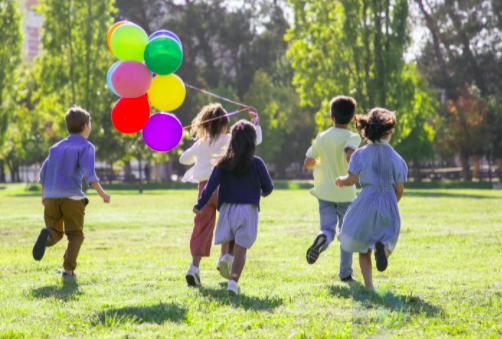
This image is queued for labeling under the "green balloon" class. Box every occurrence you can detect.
[144,37,183,75]
[110,24,149,62]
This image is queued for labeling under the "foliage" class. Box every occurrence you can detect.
[285,0,437,160]
[0,0,22,149]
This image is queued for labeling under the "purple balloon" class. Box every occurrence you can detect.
[142,113,183,151]
[149,30,182,50]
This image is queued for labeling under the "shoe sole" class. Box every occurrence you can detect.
[227,289,239,296]
[375,241,388,272]
[219,260,231,280]
[306,234,327,265]
[32,229,50,261]
[186,273,200,287]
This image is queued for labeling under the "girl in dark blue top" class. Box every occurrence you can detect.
[194,120,274,296]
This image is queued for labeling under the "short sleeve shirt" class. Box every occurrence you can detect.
[306,127,361,202]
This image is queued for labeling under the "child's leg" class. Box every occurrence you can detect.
[306,199,337,264]
[44,199,65,246]
[220,241,230,256]
[190,182,218,268]
[230,243,247,283]
[359,250,373,289]
[336,202,353,279]
[60,199,86,274]
[227,240,235,256]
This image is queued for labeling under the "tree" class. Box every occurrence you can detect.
[285,0,436,157]
[441,84,488,180]
[35,0,124,163]
[0,0,23,182]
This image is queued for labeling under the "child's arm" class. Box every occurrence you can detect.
[304,157,317,169]
[395,182,404,203]
[193,167,222,214]
[79,144,110,203]
[179,142,199,165]
[90,181,111,203]
[336,173,358,187]
[345,148,355,163]
[257,158,274,197]
[39,158,48,205]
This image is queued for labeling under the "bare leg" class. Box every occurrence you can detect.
[230,243,247,283]
[192,254,203,268]
[221,241,230,256]
[227,240,235,256]
[359,250,373,289]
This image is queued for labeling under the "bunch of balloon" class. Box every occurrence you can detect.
[106,23,185,151]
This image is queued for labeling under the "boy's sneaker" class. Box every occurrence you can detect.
[62,271,77,279]
[219,254,233,280]
[227,280,240,296]
[185,264,201,287]
[374,241,388,272]
[32,229,50,261]
[340,274,356,282]
[306,233,327,264]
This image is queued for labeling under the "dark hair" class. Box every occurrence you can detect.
[355,107,396,142]
[65,106,91,134]
[190,103,229,144]
[330,96,357,124]
[215,120,257,175]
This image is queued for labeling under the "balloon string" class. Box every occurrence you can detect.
[186,84,249,108]
[183,108,253,130]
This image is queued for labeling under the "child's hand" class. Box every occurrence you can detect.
[248,107,259,125]
[336,177,344,188]
[193,207,201,215]
[41,197,45,206]
[100,191,111,203]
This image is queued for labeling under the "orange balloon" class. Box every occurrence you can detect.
[107,21,128,54]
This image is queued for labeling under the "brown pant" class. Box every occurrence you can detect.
[44,198,88,271]
[190,181,218,257]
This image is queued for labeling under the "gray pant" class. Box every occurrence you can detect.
[318,199,353,278]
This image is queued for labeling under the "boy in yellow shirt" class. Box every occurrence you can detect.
[304,96,361,281]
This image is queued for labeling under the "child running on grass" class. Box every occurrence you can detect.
[336,108,407,291]
[193,120,273,296]
[32,107,110,279]
[181,104,262,287]
[303,96,361,282]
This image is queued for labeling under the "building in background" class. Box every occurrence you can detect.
[22,0,43,60]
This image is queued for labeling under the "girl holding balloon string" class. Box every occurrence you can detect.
[181,103,262,287]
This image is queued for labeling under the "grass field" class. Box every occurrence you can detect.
[1,184,501,338]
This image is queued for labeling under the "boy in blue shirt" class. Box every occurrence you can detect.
[32,107,110,279]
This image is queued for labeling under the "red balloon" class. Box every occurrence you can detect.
[111,94,150,134]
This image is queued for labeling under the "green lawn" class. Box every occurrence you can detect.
[1,184,501,338]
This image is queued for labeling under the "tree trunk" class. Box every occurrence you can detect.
[460,154,471,181]
[154,162,160,183]
[496,158,502,180]
[109,161,113,184]
[138,157,143,194]
[0,159,5,183]
[123,160,132,182]
[471,155,480,179]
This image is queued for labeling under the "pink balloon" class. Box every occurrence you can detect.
[111,61,152,98]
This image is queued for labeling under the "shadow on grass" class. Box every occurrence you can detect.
[30,280,82,301]
[93,303,187,326]
[198,284,283,312]
[404,191,501,199]
[330,282,443,318]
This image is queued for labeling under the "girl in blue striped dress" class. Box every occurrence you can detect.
[336,108,407,291]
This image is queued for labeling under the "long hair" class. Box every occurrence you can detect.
[215,120,257,175]
[190,103,229,144]
[355,107,396,143]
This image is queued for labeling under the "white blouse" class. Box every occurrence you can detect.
[180,126,262,183]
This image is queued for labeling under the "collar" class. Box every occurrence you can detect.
[67,134,87,140]
[372,139,390,146]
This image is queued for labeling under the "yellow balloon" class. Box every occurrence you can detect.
[147,74,186,111]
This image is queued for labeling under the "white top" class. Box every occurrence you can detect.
[180,126,263,183]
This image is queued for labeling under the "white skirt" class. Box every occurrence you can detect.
[214,204,259,249]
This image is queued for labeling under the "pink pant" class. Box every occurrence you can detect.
[190,181,218,257]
